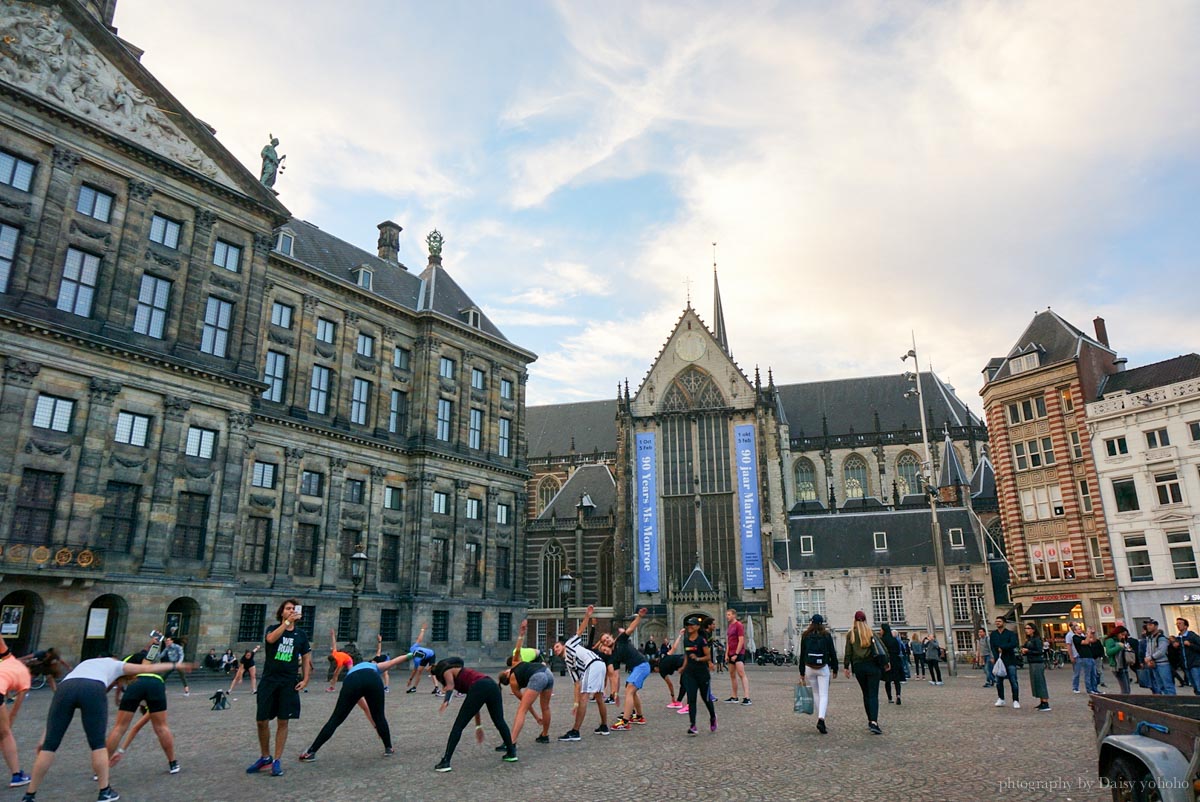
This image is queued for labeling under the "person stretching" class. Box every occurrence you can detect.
[298,651,414,762]
[373,635,392,692]
[325,629,353,692]
[432,658,516,772]
[498,621,553,746]
[227,646,260,696]
[0,635,32,789]
[403,624,436,694]
[680,615,717,735]
[724,609,751,704]
[554,605,609,741]
[107,641,186,776]
[20,656,186,802]
[598,607,650,731]
[658,629,687,710]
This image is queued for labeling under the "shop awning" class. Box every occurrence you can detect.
[1022,600,1080,617]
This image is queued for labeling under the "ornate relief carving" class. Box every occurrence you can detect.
[51,145,79,172]
[25,439,71,457]
[390,370,409,384]
[0,197,33,215]
[330,457,348,470]
[4,358,41,386]
[127,179,154,203]
[353,355,376,372]
[163,395,191,420]
[182,464,214,480]
[194,208,217,232]
[227,410,254,433]
[314,342,335,360]
[455,479,469,490]
[284,447,305,464]
[69,219,111,245]
[209,272,241,292]
[383,327,399,339]
[345,312,360,326]
[370,466,388,480]
[249,494,276,509]
[299,501,322,514]
[343,509,365,522]
[144,248,179,270]
[87,377,121,403]
[383,515,403,527]
[109,453,148,471]
[420,475,436,486]
[252,232,273,255]
[302,294,319,311]
[0,4,231,184]
[267,329,294,346]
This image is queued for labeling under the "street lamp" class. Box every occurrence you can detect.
[349,545,368,643]
[902,339,958,677]
[558,572,575,674]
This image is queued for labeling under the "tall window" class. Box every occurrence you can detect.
[133,274,170,338]
[871,586,905,623]
[98,481,140,550]
[114,411,151,447]
[269,301,293,329]
[471,368,485,390]
[344,479,365,504]
[315,318,336,344]
[1088,536,1105,578]
[384,486,403,511]
[432,491,448,514]
[309,365,331,414]
[76,185,113,222]
[794,588,827,623]
[1168,531,1198,580]
[794,458,817,502]
[0,222,19,293]
[1058,386,1075,412]
[274,231,294,256]
[466,611,482,641]
[392,347,410,370]
[241,517,272,573]
[251,461,277,489]
[496,503,510,525]
[498,417,511,457]
[149,214,181,249]
[436,399,453,441]
[185,426,217,458]
[895,452,921,497]
[1146,428,1170,449]
[597,538,613,605]
[0,150,35,191]
[497,546,511,590]
[173,492,209,559]
[1012,437,1055,470]
[1112,479,1139,512]
[213,239,241,272]
[1029,540,1076,581]
[464,542,481,586]
[1125,535,1152,582]
[1006,395,1047,424]
[11,469,62,545]
[338,529,360,579]
[540,540,565,608]
[843,455,868,500]
[388,390,407,434]
[465,498,481,520]
[238,604,267,641]
[293,524,318,576]
[500,378,513,400]
[439,357,455,379]
[1019,485,1064,521]
[951,583,985,622]
[380,535,399,583]
[1105,437,1129,457]
[350,378,371,425]
[33,395,74,432]
[262,350,287,403]
[431,538,449,584]
[356,333,375,358]
[300,470,324,497]
[537,477,560,514]
[431,610,449,642]
[498,612,512,642]
[199,296,233,357]
[469,408,483,449]
[379,609,399,641]
[57,247,100,317]
[1155,472,1184,506]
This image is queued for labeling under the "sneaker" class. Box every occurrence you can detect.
[183,690,189,697]
[687,725,698,736]
[676,705,690,715]
[1012,701,1021,709]
[407,687,417,693]
[1073,689,1081,694]
[896,697,902,706]
[929,680,936,685]
[936,682,944,686]
[741,697,752,705]
[20,794,34,802]
[246,756,272,774]
[535,735,549,744]
[558,730,582,742]
[604,696,615,705]
[723,697,739,703]
[868,722,883,735]
[97,788,120,802]
[168,760,180,774]
[611,718,630,731]
[630,714,647,725]
[887,698,894,704]
[1037,703,1052,712]
[384,687,390,693]
[593,725,610,736]
[994,698,1005,707]
[710,719,717,733]
[383,748,395,757]
[816,718,827,734]
[298,752,317,762]
[270,759,283,777]
[502,748,518,763]
[10,773,30,788]
[666,701,682,709]
[494,745,508,752]
[434,759,452,772]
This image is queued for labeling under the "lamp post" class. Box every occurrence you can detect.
[558,572,574,675]
[903,338,958,677]
[349,545,368,644]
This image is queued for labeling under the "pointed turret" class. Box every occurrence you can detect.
[937,431,969,503]
[713,260,730,356]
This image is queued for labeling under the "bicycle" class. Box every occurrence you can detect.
[1043,648,1068,669]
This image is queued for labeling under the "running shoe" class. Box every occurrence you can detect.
[383,748,395,757]
[816,718,827,734]
[1012,701,1021,709]
[723,697,738,703]
[97,788,120,802]
[246,756,273,774]
[298,752,317,762]
[994,698,1005,706]
[21,794,35,802]
[406,687,417,693]
[494,745,508,752]
[676,704,689,715]
[384,687,390,693]
[666,700,682,709]
[630,714,647,725]
[611,718,630,730]
[687,725,697,736]
[502,748,518,763]
[270,759,283,777]
[741,697,752,705]
[1037,703,1052,712]
[434,759,452,772]
[535,735,550,744]
[183,690,189,697]
[868,722,883,735]
[9,772,30,788]
[168,761,180,774]
[593,725,610,736]
[604,695,615,705]
[558,730,582,741]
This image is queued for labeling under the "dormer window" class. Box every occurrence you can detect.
[873,531,887,551]
[354,267,373,290]
[1009,352,1041,375]
[463,307,481,328]
[274,231,294,256]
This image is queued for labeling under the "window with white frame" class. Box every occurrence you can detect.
[1069,430,1083,460]
[76,185,113,222]
[1168,531,1198,580]
[392,346,410,370]
[871,586,904,623]
[498,417,511,457]
[1088,536,1105,578]
[114,411,151,447]
[1012,437,1055,471]
[468,408,482,449]
[384,486,402,511]
[388,390,407,434]
[32,395,73,432]
[315,318,336,344]
[350,378,371,425]
[873,531,887,551]
[262,350,287,403]
[185,426,217,458]
[309,365,331,414]
[466,498,481,520]
[1006,395,1047,424]
[497,503,510,525]
[1029,540,1076,581]
[133,274,170,338]
[794,588,826,623]
[149,214,181,249]
[1155,472,1183,505]
[213,239,241,272]
[251,461,276,489]
[948,527,964,548]
[274,231,293,256]
[500,378,513,400]
[436,399,453,441]
[354,267,372,290]
[300,470,323,496]
[1058,386,1075,412]
[199,296,233,357]
[0,222,19,293]
[800,535,814,555]
[356,333,374,358]
[439,357,455,380]
[1008,352,1040,374]
[1019,485,1064,521]
[471,368,485,390]
[1146,428,1170,449]
[57,247,100,317]
[1105,437,1129,457]
[1125,534,1153,583]
[0,150,35,192]
[270,301,293,329]
[1078,478,1093,513]
[432,491,448,515]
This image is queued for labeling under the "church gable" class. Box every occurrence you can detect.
[0,2,253,194]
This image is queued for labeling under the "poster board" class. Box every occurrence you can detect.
[0,605,22,636]
[85,607,109,639]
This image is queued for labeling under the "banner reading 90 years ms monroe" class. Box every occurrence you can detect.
[635,432,660,593]
[735,424,764,590]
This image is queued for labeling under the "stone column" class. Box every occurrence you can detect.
[20,146,80,300]
[366,465,387,593]
[0,359,42,510]
[232,233,273,377]
[320,457,348,589]
[273,447,305,582]
[210,410,253,579]
[65,377,122,546]
[100,179,157,332]
[140,395,191,573]
[289,294,321,414]
[484,485,499,599]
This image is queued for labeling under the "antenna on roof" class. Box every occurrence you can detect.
[683,276,692,308]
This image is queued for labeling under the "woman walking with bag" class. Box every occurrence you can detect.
[843,611,885,735]
[798,614,837,734]
[880,624,904,705]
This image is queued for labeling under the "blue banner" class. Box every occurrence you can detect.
[635,432,660,593]
[735,424,764,590]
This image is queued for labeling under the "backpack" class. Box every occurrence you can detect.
[803,634,828,667]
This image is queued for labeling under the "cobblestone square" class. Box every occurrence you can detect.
[8,663,1114,802]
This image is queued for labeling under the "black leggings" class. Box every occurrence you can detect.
[308,669,391,753]
[443,678,511,761]
[884,673,902,701]
[926,659,942,683]
[913,655,925,675]
[43,678,109,752]
[853,663,881,723]
[681,672,715,727]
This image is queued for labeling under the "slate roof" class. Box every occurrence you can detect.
[680,562,715,593]
[775,372,982,438]
[526,399,618,458]
[1098,354,1200,397]
[775,507,982,571]
[938,432,969,489]
[282,219,510,343]
[985,310,1112,384]
[538,464,616,520]
[712,269,730,355]
[970,450,996,501]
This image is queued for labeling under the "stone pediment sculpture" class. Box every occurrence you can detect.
[0,3,237,189]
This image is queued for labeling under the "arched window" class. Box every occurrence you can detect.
[597,537,614,607]
[540,540,565,609]
[896,452,922,497]
[843,455,868,500]
[794,458,817,502]
[537,476,560,515]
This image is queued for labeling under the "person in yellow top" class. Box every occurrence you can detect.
[842,610,887,735]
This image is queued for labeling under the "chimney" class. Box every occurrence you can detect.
[376,220,402,264]
[1093,316,1110,347]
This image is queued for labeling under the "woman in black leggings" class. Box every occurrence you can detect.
[432,658,516,772]
[680,615,717,735]
[298,652,414,762]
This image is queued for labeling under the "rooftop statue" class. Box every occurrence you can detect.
[260,135,285,188]
[426,229,444,258]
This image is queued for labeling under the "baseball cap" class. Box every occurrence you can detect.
[854,610,867,621]
[810,614,825,625]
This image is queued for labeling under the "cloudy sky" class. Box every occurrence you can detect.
[115,1,1200,411]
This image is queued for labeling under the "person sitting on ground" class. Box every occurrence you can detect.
[203,650,221,672]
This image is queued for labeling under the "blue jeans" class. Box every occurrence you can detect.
[995,662,1019,701]
[1071,656,1085,691]
[1187,667,1200,695]
[984,655,995,685]
[1077,657,1098,693]
[1153,663,1177,695]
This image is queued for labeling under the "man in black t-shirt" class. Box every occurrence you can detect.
[246,599,311,777]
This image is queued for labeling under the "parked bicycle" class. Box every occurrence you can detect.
[1043,646,1068,669]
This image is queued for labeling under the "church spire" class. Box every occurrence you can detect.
[712,242,730,356]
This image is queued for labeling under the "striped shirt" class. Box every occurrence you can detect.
[564,635,601,681]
